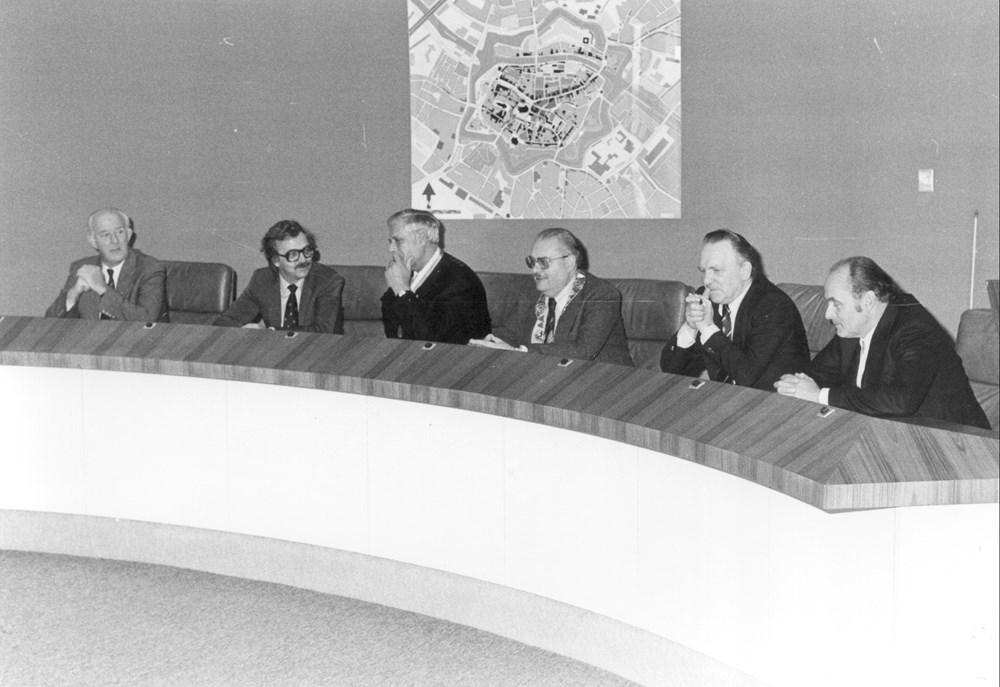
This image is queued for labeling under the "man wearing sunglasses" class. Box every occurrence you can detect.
[470,228,632,366]
[215,219,344,333]
[381,209,491,344]
[45,207,166,321]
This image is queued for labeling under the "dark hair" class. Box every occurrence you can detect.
[830,256,901,303]
[260,220,320,265]
[702,229,765,279]
[387,209,445,248]
[534,227,590,271]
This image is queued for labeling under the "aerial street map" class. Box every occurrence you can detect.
[409,0,681,219]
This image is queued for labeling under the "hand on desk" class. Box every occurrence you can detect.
[468,334,526,352]
[242,322,266,330]
[775,372,821,402]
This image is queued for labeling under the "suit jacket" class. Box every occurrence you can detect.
[45,249,166,322]
[808,293,990,429]
[512,272,633,366]
[381,252,491,344]
[660,276,810,391]
[215,263,345,333]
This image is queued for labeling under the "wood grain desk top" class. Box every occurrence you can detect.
[1,316,996,512]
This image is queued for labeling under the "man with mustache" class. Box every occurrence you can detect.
[45,207,166,321]
[215,219,344,333]
[471,227,632,365]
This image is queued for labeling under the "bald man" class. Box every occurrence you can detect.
[45,208,166,321]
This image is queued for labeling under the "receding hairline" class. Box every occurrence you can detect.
[88,208,131,234]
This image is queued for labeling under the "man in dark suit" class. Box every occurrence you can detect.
[775,256,990,429]
[381,209,491,344]
[660,229,809,390]
[215,219,344,333]
[45,208,166,321]
[470,228,633,366]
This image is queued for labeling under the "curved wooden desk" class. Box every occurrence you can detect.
[1,316,998,687]
[0,316,995,511]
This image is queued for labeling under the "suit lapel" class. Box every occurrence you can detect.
[297,268,315,324]
[732,278,764,347]
[861,303,897,388]
[114,250,138,296]
[265,269,283,328]
[415,254,448,298]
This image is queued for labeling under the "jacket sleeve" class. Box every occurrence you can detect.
[660,334,703,376]
[825,320,945,418]
[44,270,81,318]
[699,293,802,387]
[215,272,264,327]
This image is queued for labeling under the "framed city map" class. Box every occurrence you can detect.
[409,0,681,219]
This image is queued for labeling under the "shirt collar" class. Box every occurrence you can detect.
[410,248,443,292]
[279,274,304,292]
[725,279,753,322]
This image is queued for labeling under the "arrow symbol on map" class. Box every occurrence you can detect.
[422,183,435,209]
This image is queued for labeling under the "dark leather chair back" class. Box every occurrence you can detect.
[778,283,835,356]
[163,261,237,325]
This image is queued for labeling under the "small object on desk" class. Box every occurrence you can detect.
[688,379,706,389]
[285,331,297,338]
[143,322,156,329]
[817,405,835,418]
[422,342,436,350]
[557,358,572,367]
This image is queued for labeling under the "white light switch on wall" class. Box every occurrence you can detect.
[918,168,934,192]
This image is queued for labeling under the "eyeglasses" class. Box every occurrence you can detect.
[275,246,315,262]
[525,254,570,270]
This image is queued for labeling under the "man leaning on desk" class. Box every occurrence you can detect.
[659,229,810,390]
[45,208,166,322]
[381,209,492,344]
[775,256,990,429]
[215,219,345,333]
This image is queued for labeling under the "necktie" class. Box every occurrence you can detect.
[543,297,556,343]
[106,268,115,291]
[721,304,732,339]
[284,284,299,330]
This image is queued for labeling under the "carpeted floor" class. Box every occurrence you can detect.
[0,550,641,686]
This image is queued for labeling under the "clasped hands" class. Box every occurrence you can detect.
[774,372,821,402]
[683,292,715,336]
[66,264,108,308]
[468,333,523,351]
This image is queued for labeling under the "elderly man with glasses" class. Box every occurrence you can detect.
[380,209,491,344]
[471,227,632,366]
[215,219,344,333]
[45,207,166,321]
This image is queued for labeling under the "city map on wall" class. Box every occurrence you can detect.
[409,0,681,219]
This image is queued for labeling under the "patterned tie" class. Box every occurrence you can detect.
[543,297,556,343]
[721,303,732,339]
[284,284,299,330]
[106,268,115,291]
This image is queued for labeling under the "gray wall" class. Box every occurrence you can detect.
[2,0,997,333]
